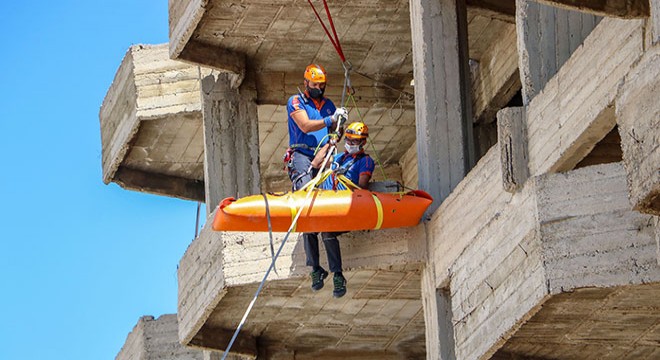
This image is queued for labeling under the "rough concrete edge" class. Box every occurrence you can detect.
[615,45,660,216]
[99,46,139,185]
[655,216,659,266]
[169,0,208,61]
[115,315,154,360]
[178,209,229,347]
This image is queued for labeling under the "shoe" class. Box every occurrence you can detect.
[333,273,347,298]
[310,268,328,291]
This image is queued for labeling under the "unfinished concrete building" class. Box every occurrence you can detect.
[101,0,660,358]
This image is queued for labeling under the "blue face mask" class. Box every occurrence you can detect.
[345,143,361,154]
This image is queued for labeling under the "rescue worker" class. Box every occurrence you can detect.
[285,64,348,295]
[308,122,375,298]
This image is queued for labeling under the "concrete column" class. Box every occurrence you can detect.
[652,0,660,45]
[421,267,455,360]
[497,107,529,192]
[655,216,659,266]
[201,72,260,215]
[516,0,601,104]
[410,0,474,213]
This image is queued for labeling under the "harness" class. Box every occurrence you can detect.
[329,152,367,189]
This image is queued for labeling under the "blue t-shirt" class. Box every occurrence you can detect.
[321,151,375,190]
[287,93,336,157]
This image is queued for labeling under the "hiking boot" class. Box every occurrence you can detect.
[310,268,328,291]
[333,273,347,298]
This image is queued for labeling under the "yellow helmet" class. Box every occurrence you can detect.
[345,122,369,140]
[304,64,327,83]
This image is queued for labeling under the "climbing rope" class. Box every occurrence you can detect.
[220,137,340,360]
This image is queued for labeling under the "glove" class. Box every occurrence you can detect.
[331,107,348,124]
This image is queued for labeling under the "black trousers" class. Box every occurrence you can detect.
[304,232,343,273]
[288,151,343,273]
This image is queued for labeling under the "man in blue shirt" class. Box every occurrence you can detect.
[285,64,348,296]
[308,121,374,298]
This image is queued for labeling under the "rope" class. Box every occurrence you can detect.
[347,94,388,182]
[306,0,345,62]
[352,70,415,100]
[261,193,277,276]
[220,143,338,360]
[194,202,201,239]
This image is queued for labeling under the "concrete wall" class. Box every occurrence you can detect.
[100,47,138,185]
[538,163,660,293]
[117,315,204,360]
[516,0,601,104]
[526,18,644,176]
[431,161,660,360]
[471,23,520,123]
[615,45,660,215]
[177,212,426,346]
[449,174,542,360]
[99,44,208,186]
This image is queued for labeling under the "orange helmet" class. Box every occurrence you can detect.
[345,122,369,140]
[304,64,327,83]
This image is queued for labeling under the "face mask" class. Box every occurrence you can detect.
[345,143,361,154]
[307,86,324,99]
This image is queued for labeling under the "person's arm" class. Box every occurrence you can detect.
[358,156,375,188]
[358,173,371,188]
[310,143,332,169]
[291,109,331,133]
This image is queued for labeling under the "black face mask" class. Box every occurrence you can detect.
[307,86,324,99]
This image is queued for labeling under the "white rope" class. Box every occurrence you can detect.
[220,145,337,360]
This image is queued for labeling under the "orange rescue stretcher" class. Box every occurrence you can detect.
[211,173,433,233]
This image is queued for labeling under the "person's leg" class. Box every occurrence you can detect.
[289,152,314,191]
[305,232,327,291]
[304,232,321,269]
[289,152,327,290]
[322,232,346,298]
[321,232,342,273]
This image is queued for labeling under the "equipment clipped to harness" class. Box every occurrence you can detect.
[282,148,294,170]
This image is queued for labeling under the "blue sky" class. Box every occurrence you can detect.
[0,2,202,359]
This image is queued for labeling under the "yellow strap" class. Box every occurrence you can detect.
[336,174,361,190]
[371,193,384,230]
[288,195,298,232]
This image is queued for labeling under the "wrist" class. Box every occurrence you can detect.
[323,116,333,127]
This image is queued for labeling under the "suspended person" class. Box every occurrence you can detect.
[284,63,348,295]
[308,122,374,298]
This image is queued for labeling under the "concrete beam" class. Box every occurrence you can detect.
[441,162,660,360]
[467,0,517,20]
[189,326,258,359]
[114,166,205,202]
[99,44,210,201]
[497,107,529,192]
[201,72,260,215]
[470,23,521,124]
[526,18,644,176]
[177,213,426,351]
[410,0,475,213]
[536,163,660,293]
[516,0,601,105]
[116,315,204,360]
[169,0,205,66]
[615,46,660,215]
[179,40,246,87]
[535,0,649,18]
